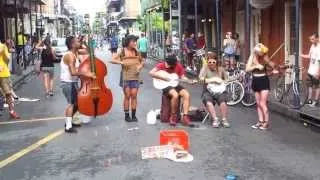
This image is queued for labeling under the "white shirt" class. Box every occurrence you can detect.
[60,52,80,82]
[308,43,320,77]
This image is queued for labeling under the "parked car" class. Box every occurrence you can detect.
[52,38,67,62]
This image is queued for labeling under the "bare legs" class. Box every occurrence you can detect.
[255,90,269,128]
[123,87,139,121]
[42,72,54,96]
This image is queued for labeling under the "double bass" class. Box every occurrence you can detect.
[77,38,113,117]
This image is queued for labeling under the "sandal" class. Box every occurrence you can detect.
[251,122,264,129]
[259,122,269,130]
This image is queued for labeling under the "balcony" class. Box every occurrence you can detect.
[106,0,122,9]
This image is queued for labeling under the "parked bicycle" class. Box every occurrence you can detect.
[225,71,245,106]
[272,64,308,109]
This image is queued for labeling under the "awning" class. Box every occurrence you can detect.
[145,4,162,13]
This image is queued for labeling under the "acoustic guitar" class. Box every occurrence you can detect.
[153,70,196,90]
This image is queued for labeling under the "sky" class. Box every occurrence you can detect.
[67,0,106,24]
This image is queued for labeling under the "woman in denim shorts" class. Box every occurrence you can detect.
[111,35,144,122]
[36,38,56,98]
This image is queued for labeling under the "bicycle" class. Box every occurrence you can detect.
[241,71,256,107]
[225,77,245,106]
[272,64,308,109]
[188,47,205,75]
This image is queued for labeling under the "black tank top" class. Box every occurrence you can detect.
[41,48,54,67]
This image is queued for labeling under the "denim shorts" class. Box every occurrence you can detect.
[123,80,140,89]
[61,82,78,105]
[41,66,54,78]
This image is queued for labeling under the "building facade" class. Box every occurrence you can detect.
[106,0,141,37]
[0,0,73,43]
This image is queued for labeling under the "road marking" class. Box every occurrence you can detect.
[0,129,64,169]
[0,116,65,125]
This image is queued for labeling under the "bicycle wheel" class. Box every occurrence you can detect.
[285,80,309,109]
[226,81,244,106]
[272,76,285,102]
[241,89,256,107]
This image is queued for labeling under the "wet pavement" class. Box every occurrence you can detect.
[1,50,320,180]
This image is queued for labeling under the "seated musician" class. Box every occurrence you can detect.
[149,55,195,127]
[199,52,230,128]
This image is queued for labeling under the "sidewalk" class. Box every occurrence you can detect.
[268,77,320,127]
[11,66,35,89]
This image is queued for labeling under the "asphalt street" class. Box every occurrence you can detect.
[1,50,320,180]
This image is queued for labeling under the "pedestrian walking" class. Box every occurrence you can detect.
[301,32,320,107]
[0,41,20,119]
[36,38,56,98]
[137,33,148,61]
[111,35,144,122]
[184,33,196,71]
[110,35,119,53]
[246,43,278,130]
[60,36,95,133]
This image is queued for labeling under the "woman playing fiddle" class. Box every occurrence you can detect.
[246,43,278,130]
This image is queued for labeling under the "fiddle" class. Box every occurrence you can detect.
[77,38,113,117]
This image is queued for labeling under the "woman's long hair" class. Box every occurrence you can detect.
[42,38,53,58]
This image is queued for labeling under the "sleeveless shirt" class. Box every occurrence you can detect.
[60,51,80,82]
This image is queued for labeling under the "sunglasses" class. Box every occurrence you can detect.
[208,61,216,64]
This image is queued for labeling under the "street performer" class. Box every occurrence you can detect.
[111,35,144,122]
[61,36,95,133]
[199,52,230,128]
[149,55,196,127]
[246,43,278,130]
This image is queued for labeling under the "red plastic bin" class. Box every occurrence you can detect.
[160,130,189,150]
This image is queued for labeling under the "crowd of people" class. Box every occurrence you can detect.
[0,29,319,133]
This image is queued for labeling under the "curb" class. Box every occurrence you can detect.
[268,101,300,121]
[12,69,35,89]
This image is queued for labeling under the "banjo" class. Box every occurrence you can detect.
[205,78,236,95]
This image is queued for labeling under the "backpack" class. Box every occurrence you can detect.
[110,37,118,49]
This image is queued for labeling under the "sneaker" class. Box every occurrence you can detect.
[212,118,220,128]
[65,127,78,133]
[49,91,54,96]
[169,114,177,126]
[9,111,20,119]
[222,119,231,128]
[131,116,138,122]
[125,115,132,122]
